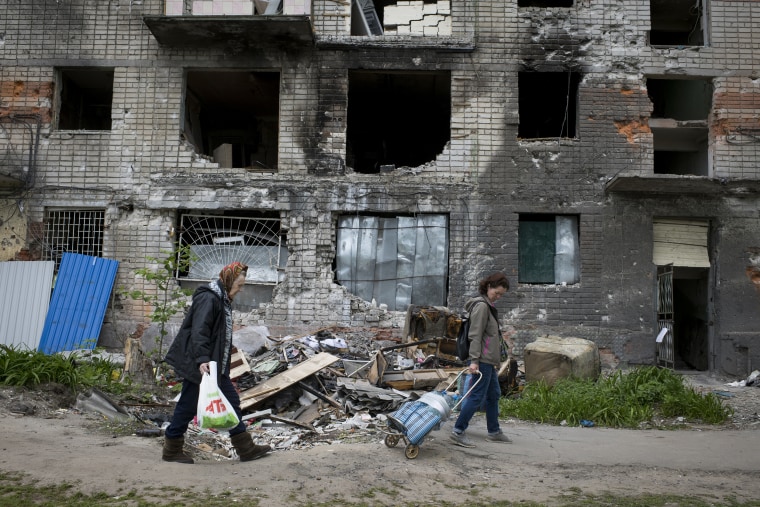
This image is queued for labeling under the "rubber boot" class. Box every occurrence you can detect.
[162,436,194,464]
[230,431,271,461]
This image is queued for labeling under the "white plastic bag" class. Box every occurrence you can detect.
[196,361,240,430]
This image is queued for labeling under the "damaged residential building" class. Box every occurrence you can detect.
[1,0,759,376]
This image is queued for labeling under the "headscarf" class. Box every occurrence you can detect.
[219,261,248,294]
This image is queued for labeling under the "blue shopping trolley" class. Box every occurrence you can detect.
[383,369,481,459]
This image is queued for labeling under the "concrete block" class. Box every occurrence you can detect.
[384,4,423,26]
[524,335,601,386]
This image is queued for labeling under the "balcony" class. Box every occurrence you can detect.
[144,0,314,49]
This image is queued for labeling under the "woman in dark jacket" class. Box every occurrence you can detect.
[162,262,271,464]
[450,271,513,448]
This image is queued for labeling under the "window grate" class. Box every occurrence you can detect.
[178,214,286,284]
[43,209,105,271]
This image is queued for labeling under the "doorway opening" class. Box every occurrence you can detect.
[672,267,710,371]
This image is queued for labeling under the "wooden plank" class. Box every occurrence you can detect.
[239,352,340,410]
[229,347,251,380]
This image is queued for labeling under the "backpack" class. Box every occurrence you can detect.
[455,315,472,361]
[455,300,498,362]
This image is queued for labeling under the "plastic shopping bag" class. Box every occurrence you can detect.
[196,361,240,430]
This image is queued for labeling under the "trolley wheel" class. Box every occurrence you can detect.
[404,444,420,459]
[385,434,400,447]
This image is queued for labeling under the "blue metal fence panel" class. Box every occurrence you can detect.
[38,253,119,355]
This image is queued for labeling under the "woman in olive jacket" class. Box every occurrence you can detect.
[162,262,271,464]
[450,271,513,448]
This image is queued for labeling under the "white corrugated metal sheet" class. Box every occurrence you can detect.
[653,218,710,267]
[0,261,55,350]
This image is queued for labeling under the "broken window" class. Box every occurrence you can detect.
[43,209,105,271]
[649,0,708,47]
[336,214,448,311]
[352,0,452,36]
[184,70,279,171]
[178,213,286,283]
[177,212,287,309]
[518,71,580,139]
[647,77,712,176]
[57,68,114,131]
[518,214,580,285]
[518,1,573,7]
[347,70,450,173]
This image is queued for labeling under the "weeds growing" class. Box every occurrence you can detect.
[0,344,122,392]
[499,366,732,428]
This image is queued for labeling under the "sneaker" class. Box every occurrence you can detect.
[486,431,513,443]
[450,431,476,448]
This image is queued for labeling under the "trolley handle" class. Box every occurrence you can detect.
[449,369,482,412]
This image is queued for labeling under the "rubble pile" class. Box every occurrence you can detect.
[71,306,527,460]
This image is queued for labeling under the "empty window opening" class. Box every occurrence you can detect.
[57,69,114,131]
[43,209,105,271]
[518,214,580,284]
[177,212,287,310]
[184,70,279,171]
[518,71,580,139]
[518,1,573,7]
[335,214,448,311]
[648,78,712,121]
[347,71,450,173]
[649,0,708,47]
[647,78,712,176]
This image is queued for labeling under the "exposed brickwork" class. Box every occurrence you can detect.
[1,0,759,374]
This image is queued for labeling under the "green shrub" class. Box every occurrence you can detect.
[499,366,732,428]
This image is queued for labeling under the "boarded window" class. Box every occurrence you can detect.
[518,214,580,284]
[653,218,710,267]
[336,214,448,311]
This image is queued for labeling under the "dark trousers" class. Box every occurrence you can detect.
[453,362,502,435]
[165,374,246,439]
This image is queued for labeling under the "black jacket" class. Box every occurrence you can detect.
[164,280,231,385]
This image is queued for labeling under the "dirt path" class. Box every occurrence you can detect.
[2,411,759,506]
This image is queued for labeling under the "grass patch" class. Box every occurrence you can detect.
[0,471,755,507]
[0,471,262,507]
[0,345,122,392]
[499,366,732,428]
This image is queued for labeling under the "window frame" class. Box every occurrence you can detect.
[518,214,580,285]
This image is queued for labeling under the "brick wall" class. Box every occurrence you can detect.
[1,0,759,372]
